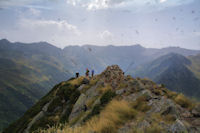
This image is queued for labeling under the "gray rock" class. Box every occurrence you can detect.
[69,94,87,121]
[137,120,150,129]
[82,78,90,84]
[170,119,187,133]
[24,100,53,133]
[161,106,177,116]
[78,84,85,91]
[116,89,125,95]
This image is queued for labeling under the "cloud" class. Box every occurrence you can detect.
[100,30,113,40]
[194,32,200,37]
[0,0,31,8]
[0,18,81,47]
[159,0,168,3]
[18,18,81,36]
[28,8,41,16]
[66,0,130,10]
[0,0,54,9]
[66,0,194,11]
[87,0,128,10]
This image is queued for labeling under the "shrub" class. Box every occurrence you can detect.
[83,104,101,122]
[60,89,81,123]
[161,84,165,88]
[100,90,116,105]
[47,97,62,112]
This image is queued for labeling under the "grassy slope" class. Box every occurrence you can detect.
[0,41,72,131]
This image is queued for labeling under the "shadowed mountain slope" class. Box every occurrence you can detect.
[132,53,200,100]
[0,39,72,130]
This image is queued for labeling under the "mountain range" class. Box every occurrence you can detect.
[3,65,200,133]
[0,38,200,131]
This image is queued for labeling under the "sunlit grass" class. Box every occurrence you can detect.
[69,76,84,85]
[174,93,194,110]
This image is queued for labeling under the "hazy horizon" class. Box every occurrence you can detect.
[0,0,200,49]
[1,38,200,51]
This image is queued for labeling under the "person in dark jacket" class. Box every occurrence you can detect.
[85,68,89,77]
[76,72,79,78]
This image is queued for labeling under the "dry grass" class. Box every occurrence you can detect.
[174,94,194,110]
[131,95,151,112]
[85,96,98,108]
[165,90,178,100]
[89,78,98,86]
[164,114,176,123]
[150,112,176,125]
[98,84,112,94]
[116,82,128,90]
[69,76,84,85]
[40,99,137,133]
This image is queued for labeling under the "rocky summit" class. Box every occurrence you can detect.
[4,65,200,133]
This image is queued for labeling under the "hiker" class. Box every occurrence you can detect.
[85,68,89,77]
[92,70,94,77]
[76,72,79,78]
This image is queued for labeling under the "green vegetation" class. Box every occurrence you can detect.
[47,97,62,112]
[100,90,116,105]
[3,78,82,133]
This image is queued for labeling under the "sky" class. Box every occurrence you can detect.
[0,0,200,49]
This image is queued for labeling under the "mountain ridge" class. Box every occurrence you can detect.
[1,39,200,131]
[3,65,200,133]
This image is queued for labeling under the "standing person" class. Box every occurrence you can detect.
[92,70,94,77]
[85,68,89,77]
[76,72,79,78]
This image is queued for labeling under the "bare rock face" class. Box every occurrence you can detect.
[101,65,124,89]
